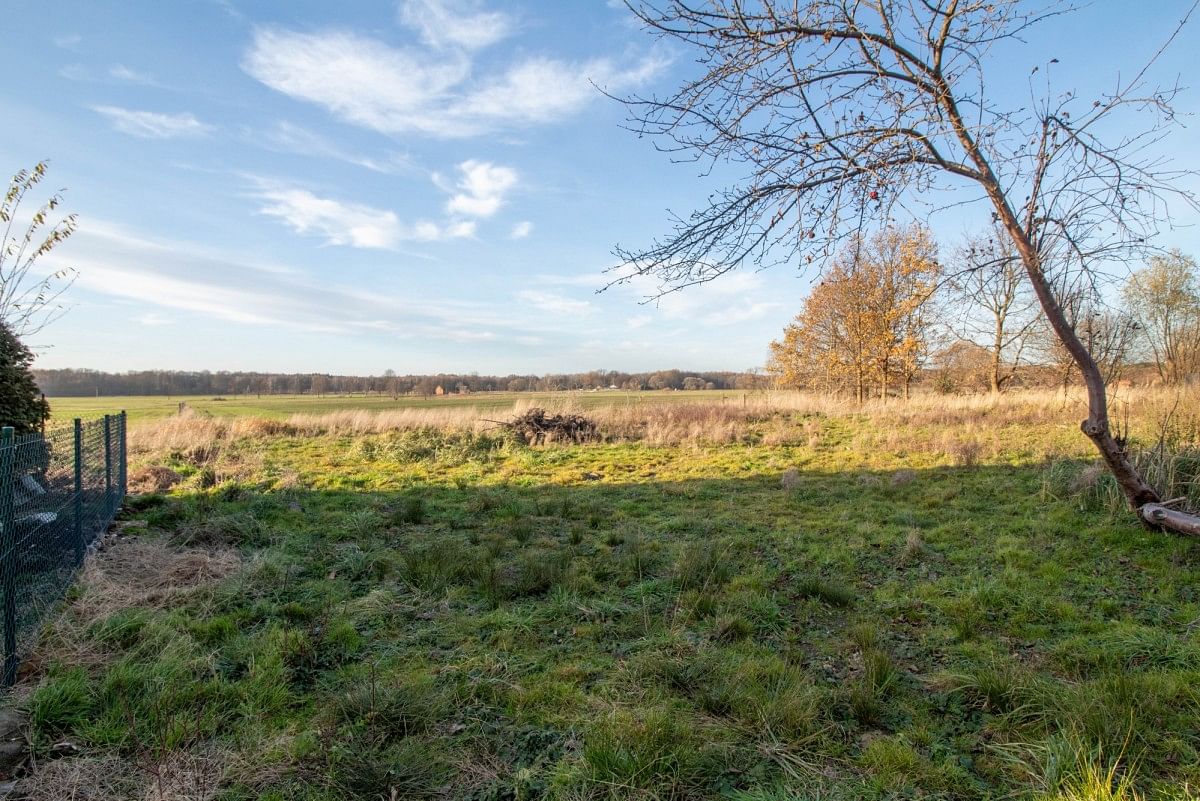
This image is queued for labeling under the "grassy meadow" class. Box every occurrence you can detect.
[47,389,755,424]
[12,389,1200,800]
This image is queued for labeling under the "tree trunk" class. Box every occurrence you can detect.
[999,220,1161,510]
[935,85,1177,525]
[990,317,1003,394]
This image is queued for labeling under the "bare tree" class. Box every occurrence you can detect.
[1039,286,1138,394]
[1123,249,1200,384]
[947,228,1037,393]
[0,162,77,336]
[612,0,1200,533]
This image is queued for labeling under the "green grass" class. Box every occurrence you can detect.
[47,389,753,423]
[17,413,1200,800]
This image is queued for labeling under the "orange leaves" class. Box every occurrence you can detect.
[767,225,940,399]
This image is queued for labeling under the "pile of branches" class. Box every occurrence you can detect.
[499,408,600,445]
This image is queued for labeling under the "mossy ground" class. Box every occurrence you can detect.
[18,412,1200,800]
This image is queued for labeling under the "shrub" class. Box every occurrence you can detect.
[0,321,48,433]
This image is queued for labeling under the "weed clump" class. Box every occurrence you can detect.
[795,576,855,607]
[574,709,717,798]
[389,496,427,526]
[675,541,734,591]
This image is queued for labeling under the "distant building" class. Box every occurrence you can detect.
[435,385,445,396]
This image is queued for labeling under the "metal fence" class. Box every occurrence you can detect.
[0,412,127,686]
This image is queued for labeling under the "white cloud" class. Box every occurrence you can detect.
[243,28,470,136]
[253,184,472,249]
[517,290,593,316]
[510,221,533,239]
[443,220,478,238]
[242,27,665,137]
[53,34,81,49]
[443,160,517,218]
[398,0,514,51]
[701,301,782,326]
[460,56,648,127]
[92,106,214,139]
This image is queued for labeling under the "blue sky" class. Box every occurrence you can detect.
[2,0,1197,375]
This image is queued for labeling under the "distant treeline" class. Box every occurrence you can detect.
[34,368,769,397]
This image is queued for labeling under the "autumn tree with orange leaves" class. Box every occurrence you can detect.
[768,226,940,401]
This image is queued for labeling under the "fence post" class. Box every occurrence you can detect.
[103,415,112,517]
[119,411,127,504]
[1,426,16,686]
[74,418,84,563]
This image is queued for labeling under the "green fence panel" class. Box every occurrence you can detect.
[0,415,128,686]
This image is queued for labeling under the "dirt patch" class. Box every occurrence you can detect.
[127,466,183,494]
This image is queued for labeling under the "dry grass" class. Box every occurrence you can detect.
[19,747,226,801]
[19,753,141,801]
[125,386,1200,472]
[128,466,183,494]
[79,538,241,622]
[30,537,240,672]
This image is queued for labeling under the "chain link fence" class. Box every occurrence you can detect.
[0,412,127,686]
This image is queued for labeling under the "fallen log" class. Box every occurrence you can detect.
[1139,503,1200,536]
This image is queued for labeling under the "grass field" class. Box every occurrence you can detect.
[47,390,756,424]
[11,390,1200,800]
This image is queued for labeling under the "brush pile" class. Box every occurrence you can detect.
[502,408,600,445]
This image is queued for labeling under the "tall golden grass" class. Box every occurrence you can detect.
[128,385,1200,460]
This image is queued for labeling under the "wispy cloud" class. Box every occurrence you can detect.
[109,64,157,85]
[53,33,81,50]
[251,183,473,249]
[510,221,533,240]
[135,312,172,326]
[516,290,593,316]
[442,160,517,218]
[398,0,515,51]
[50,220,576,344]
[92,106,214,139]
[257,121,413,174]
[242,26,665,138]
[623,272,785,327]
